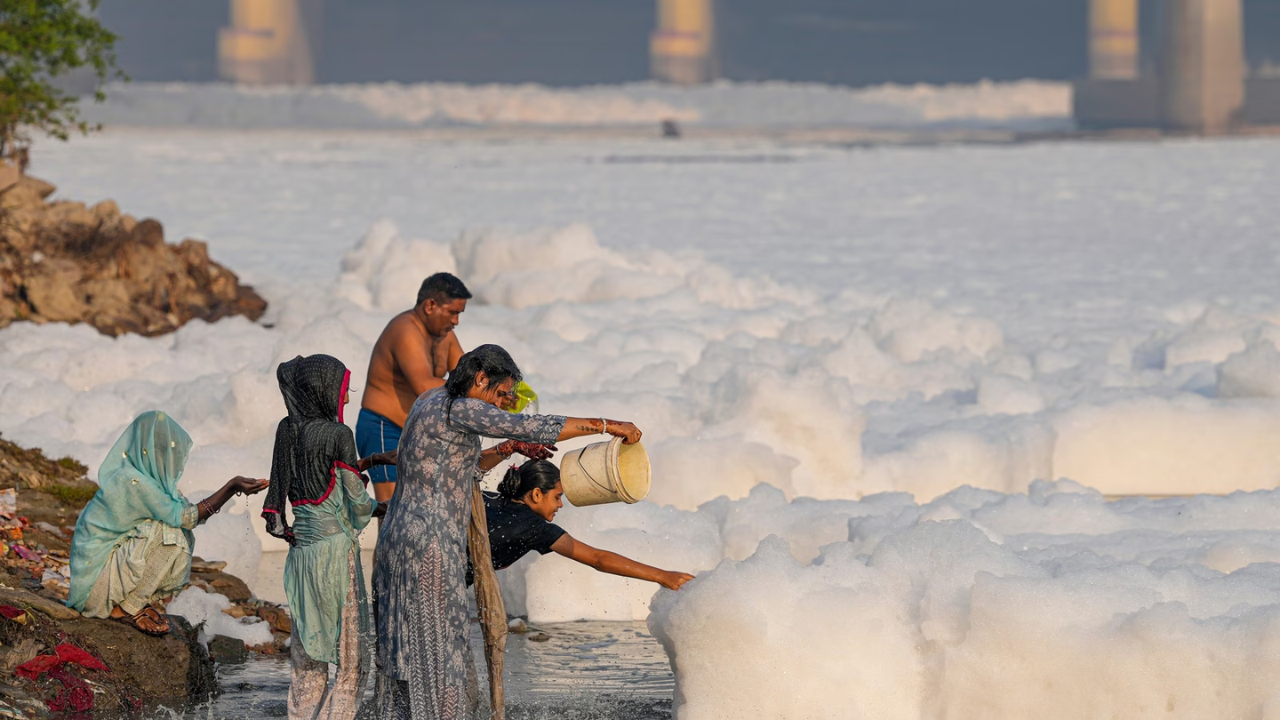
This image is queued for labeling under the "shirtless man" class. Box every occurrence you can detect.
[356,272,470,501]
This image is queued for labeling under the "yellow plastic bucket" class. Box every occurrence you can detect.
[559,437,651,507]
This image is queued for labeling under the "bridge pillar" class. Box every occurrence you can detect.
[1090,0,1140,79]
[1160,0,1245,133]
[218,0,320,85]
[651,0,717,85]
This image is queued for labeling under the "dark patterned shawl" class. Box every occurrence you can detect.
[262,354,360,544]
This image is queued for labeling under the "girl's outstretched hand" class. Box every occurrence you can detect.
[660,571,695,591]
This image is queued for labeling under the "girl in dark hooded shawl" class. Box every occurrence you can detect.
[263,354,384,720]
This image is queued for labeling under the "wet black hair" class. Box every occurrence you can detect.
[498,459,561,501]
[445,344,522,400]
[417,272,472,307]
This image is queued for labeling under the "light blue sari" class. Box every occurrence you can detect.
[68,411,195,612]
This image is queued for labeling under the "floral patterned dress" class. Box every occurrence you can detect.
[373,388,565,720]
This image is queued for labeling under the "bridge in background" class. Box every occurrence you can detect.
[211,0,1276,134]
[1075,0,1280,132]
[217,0,716,87]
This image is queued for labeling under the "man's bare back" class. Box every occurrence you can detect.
[356,274,471,503]
[362,308,464,428]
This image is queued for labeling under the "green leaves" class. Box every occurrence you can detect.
[0,0,123,155]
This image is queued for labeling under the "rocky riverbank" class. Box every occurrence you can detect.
[0,172,267,337]
[0,435,288,718]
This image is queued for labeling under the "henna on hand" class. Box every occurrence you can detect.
[495,441,557,461]
[511,441,556,461]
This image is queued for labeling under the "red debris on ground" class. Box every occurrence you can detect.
[55,643,109,672]
[13,643,110,711]
[0,604,27,621]
[13,653,60,681]
[45,667,93,712]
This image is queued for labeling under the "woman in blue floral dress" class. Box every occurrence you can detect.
[373,344,642,719]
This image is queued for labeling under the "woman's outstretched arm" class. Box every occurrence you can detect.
[550,533,694,591]
[558,418,642,445]
[447,399,642,446]
[471,420,640,473]
[198,476,269,522]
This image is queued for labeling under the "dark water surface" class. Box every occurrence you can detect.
[142,620,673,719]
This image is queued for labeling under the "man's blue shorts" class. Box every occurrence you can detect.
[356,408,401,484]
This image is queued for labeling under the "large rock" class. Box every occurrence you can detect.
[192,569,252,602]
[0,432,99,530]
[0,437,220,717]
[0,174,266,337]
[207,635,248,664]
[61,615,217,701]
[0,589,216,715]
[0,175,54,214]
[22,261,88,323]
[0,161,19,193]
[0,587,81,621]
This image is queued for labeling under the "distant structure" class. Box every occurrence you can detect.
[215,0,717,87]
[1075,0,1277,133]
[217,0,321,85]
[1088,0,1140,80]
[650,0,718,85]
[1162,0,1247,132]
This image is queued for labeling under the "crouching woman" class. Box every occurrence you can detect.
[68,410,268,635]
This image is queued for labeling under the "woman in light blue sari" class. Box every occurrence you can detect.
[68,410,267,635]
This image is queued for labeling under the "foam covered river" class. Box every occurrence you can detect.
[13,111,1280,717]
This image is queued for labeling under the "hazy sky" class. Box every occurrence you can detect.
[102,0,1280,86]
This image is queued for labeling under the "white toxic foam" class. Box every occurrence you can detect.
[649,482,1280,719]
[80,79,1070,131]
[166,586,276,648]
[6,219,1280,623]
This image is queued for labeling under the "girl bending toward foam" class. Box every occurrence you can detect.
[470,459,694,591]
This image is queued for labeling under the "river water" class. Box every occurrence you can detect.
[187,621,673,720]
[136,551,675,719]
